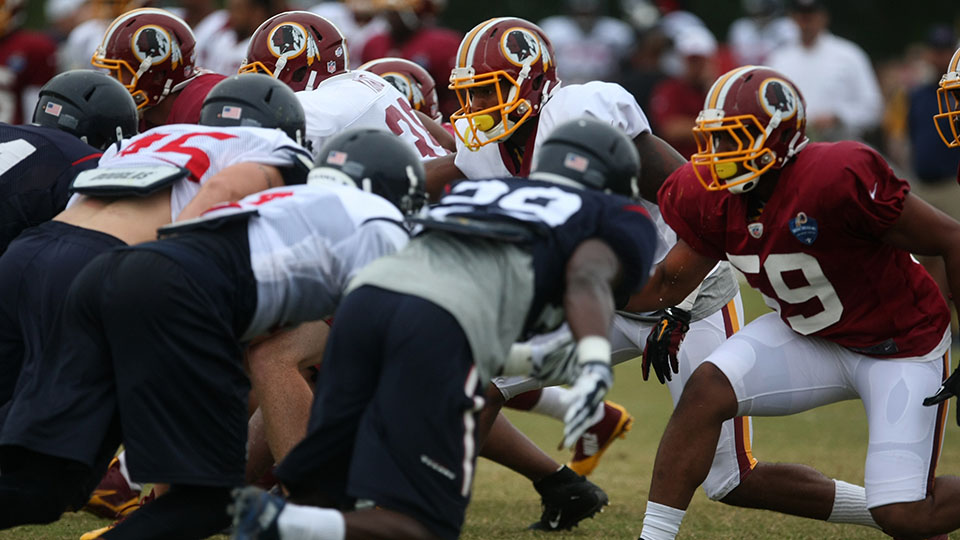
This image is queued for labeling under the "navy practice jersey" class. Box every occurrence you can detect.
[424,176,659,334]
[0,124,101,253]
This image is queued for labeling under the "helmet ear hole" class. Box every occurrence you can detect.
[292,66,308,83]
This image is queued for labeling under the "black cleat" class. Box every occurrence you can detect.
[528,465,609,531]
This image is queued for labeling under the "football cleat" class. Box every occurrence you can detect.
[80,487,156,539]
[567,400,634,476]
[229,486,285,540]
[529,465,609,531]
[82,456,141,520]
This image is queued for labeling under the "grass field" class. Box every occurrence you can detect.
[3,286,959,539]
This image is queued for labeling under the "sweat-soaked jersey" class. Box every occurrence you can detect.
[68,124,311,221]
[658,141,948,357]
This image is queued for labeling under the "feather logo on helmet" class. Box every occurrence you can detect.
[132,25,172,64]
[500,28,541,67]
[759,78,798,121]
[268,23,307,59]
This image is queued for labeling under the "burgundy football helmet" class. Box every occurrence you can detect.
[91,8,198,110]
[691,65,808,193]
[449,17,559,150]
[238,11,348,92]
[359,57,441,122]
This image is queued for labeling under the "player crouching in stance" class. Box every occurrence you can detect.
[0,129,425,539]
[632,66,960,540]
[229,118,659,540]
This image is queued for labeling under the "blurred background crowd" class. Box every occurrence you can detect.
[8,0,960,210]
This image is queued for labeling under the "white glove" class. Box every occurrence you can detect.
[561,337,613,450]
[502,324,574,377]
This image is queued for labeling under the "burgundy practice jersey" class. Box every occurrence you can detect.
[0,30,56,124]
[142,73,226,130]
[659,141,949,358]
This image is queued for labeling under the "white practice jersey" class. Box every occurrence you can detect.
[297,70,448,161]
[191,184,409,340]
[69,125,311,221]
[454,81,675,264]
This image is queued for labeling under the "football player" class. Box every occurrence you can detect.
[92,7,226,130]
[0,69,137,422]
[0,128,421,539]
[0,0,56,124]
[238,10,448,161]
[230,118,659,540]
[437,16,886,535]
[632,65,960,540]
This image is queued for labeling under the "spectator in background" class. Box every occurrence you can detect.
[539,0,634,84]
[179,0,230,72]
[59,0,149,72]
[204,0,283,75]
[0,0,57,124]
[648,24,716,159]
[360,0,461,119]
[726,0,798,66]
[767,0,882,142]
[618,26,668,123]
[45,0,87,42]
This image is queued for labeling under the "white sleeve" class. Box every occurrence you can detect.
[542,82,652,139]
[221,128,312,170]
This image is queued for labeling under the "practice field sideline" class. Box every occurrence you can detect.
[3,287,958,539]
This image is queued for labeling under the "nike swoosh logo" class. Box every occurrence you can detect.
[549,511,562,529]
[869,184,877,200]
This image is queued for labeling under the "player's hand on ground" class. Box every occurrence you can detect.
[561,361,613,450]
[642,307,691,384]
[923,366,960,426]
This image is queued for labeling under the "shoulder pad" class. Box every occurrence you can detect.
[71,166,189,197]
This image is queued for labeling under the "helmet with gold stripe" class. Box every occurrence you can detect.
[448,17,559,150]
[691,65,808,194]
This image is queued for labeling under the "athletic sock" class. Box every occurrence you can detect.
[102,485,232,540]
[827,479,880,529]
[115,451,143,492]
[639,501,685,540]
[277,502,346,540]
[531,386,574,421]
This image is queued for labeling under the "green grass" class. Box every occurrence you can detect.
[3,287,958,539]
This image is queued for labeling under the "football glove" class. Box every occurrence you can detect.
[923,365,960,426]
[642,307,691,384]
[561,336,613,450]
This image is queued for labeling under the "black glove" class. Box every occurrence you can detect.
[642,307,691,384]
[923,366,960,426]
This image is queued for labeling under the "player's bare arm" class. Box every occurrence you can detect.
[424,153,464,201]
[414,109,456,152]
[624,238,718,313]
[634,131,686,204]
[881,193,960,308]
[563,238,622,340]
[176,163,283,222]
